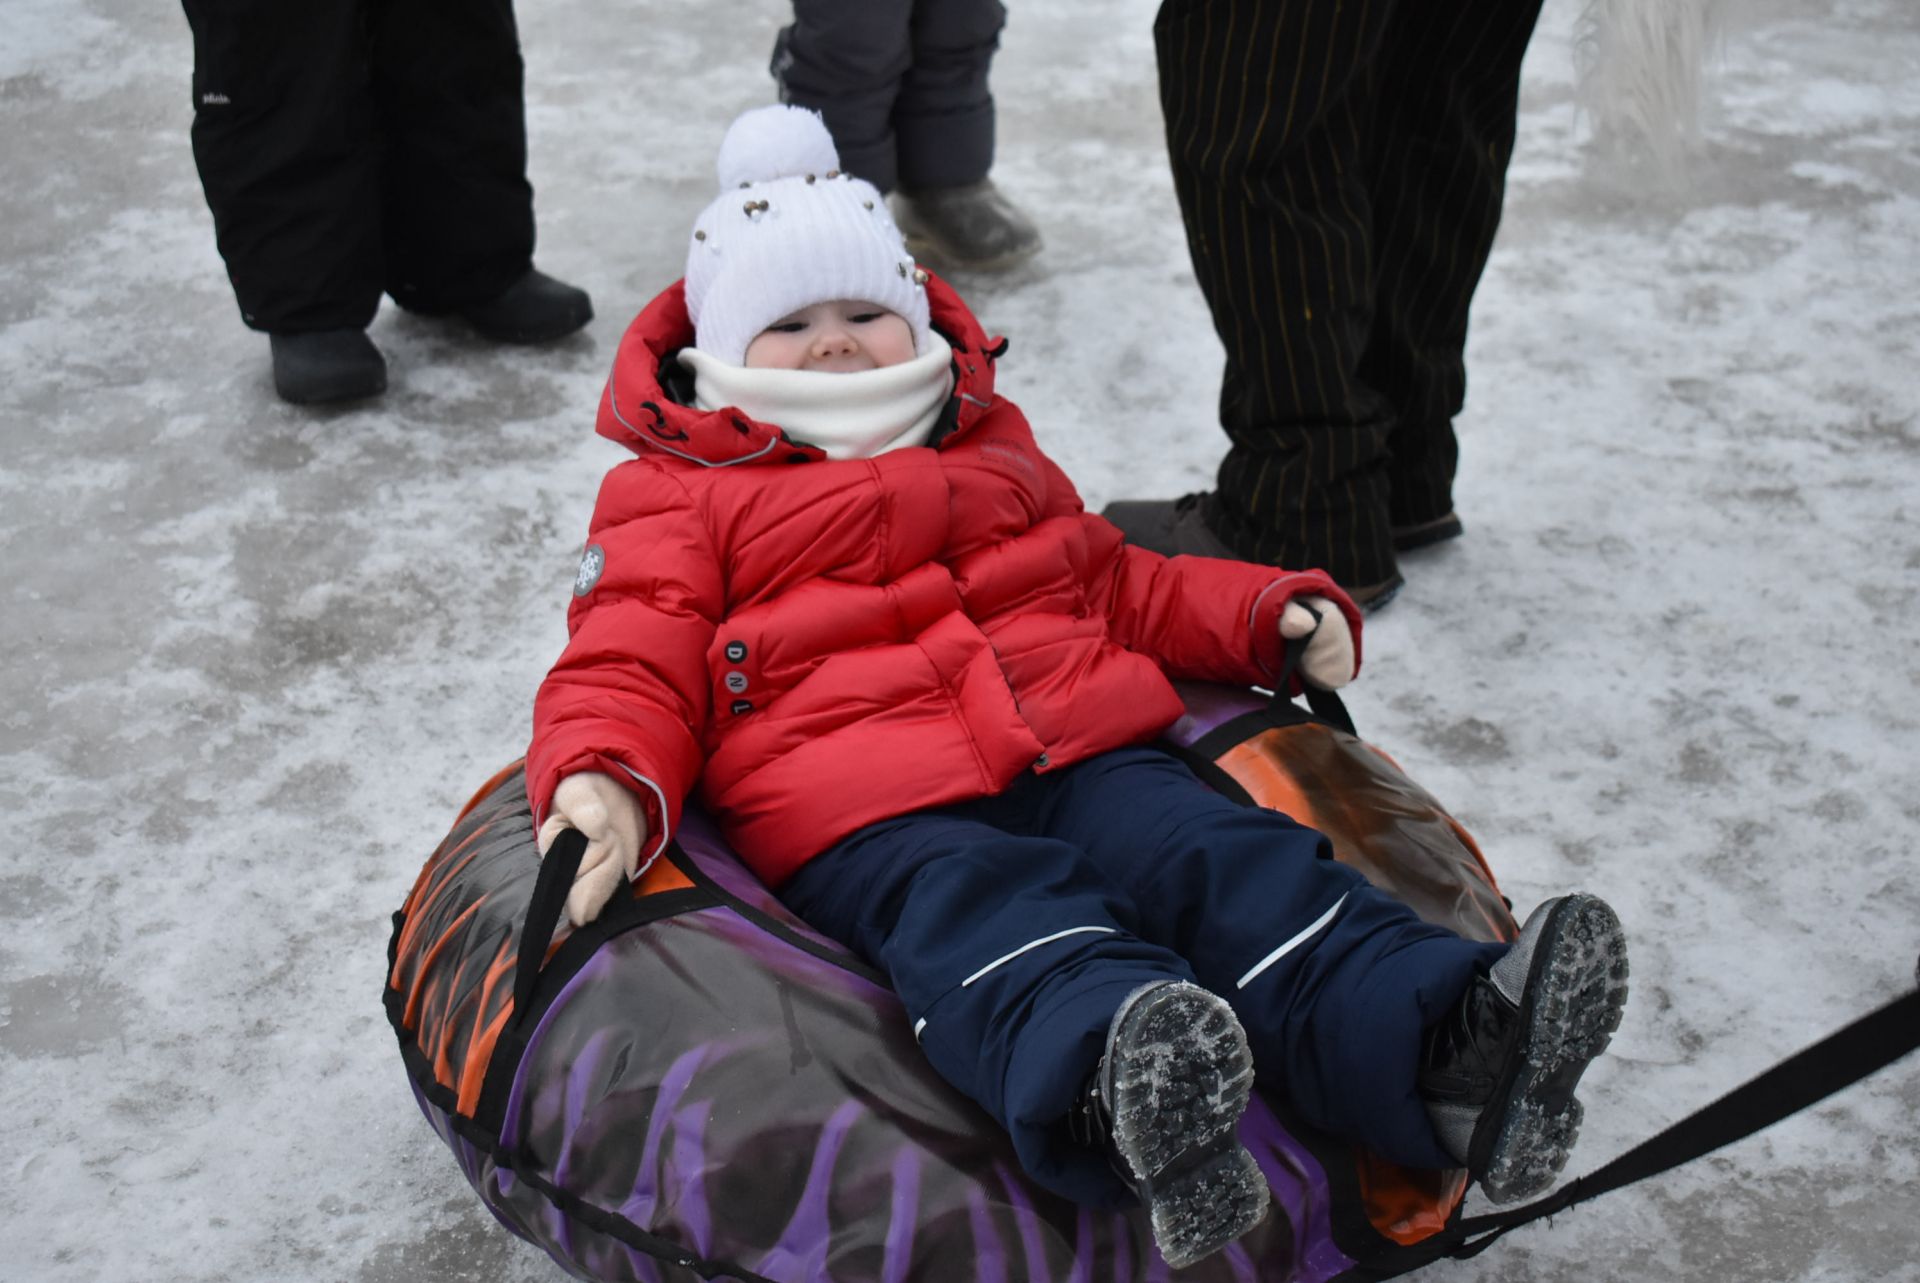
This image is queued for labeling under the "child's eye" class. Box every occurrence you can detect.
[848,312,883,324]
[766,321,806,334]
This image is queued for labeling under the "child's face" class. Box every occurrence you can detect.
[743,300,917,373]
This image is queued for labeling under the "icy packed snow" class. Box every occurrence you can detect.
[1,1,1916,1281]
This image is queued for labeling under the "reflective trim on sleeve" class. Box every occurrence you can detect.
[1247,578,1291,679]
[612,763,673,879]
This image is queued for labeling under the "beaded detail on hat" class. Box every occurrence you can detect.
[684,105,934,367]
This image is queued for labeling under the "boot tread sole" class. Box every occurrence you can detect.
[1476,896,1630,1203]
[1103,983,1268,1266]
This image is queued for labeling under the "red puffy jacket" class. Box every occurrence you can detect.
[527,276,1361,887]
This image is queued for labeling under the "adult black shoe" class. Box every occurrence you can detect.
[893,180,1042,272]
[1103,494,1241,558]
[1419,894,1630,1204]
[460,268,594,344]
[1102,494,1405,612]
[1391,511,1464,552]
[269,329,387,405]
[1070,981,1268,1268]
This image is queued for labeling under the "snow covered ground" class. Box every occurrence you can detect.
[2,0,1916,1280]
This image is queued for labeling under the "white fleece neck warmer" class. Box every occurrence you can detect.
[679,335,955,460]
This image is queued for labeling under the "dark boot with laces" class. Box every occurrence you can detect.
[1419,894,1630,1203]
[892,180,1042,272]
[1070,980,1268,1268]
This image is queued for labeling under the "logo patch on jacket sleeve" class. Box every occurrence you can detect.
[573,544,606,597]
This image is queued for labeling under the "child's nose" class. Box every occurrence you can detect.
[812,325,857,356]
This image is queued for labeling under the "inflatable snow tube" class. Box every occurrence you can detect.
[386,682,1516,1282]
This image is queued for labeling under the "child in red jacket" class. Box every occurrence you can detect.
[529,105,1629,1269]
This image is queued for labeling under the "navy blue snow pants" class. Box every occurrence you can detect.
[779,746,1504,1207]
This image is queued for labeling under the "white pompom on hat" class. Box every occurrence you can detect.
[684,105,934,367]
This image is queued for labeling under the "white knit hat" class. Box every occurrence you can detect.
[685,106,933,367]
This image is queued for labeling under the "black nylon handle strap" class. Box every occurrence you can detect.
[1452,986,1920,1257]
[1271,616,1357,736]
[1303,677,1355,736]
[512,827,586,1028]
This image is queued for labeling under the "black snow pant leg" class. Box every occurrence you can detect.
[894,0,1006,190]
[183,0,386,334]
[371,0,535,315]
[1361,0,1545,529]
[1154,0,1402,585]
[772,0,916,192]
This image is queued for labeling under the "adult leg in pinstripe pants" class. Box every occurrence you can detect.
[1107,0,1544,605]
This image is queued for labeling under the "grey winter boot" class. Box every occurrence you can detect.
[1072,981,1269,1268]
[1419,894,1630,1203]
[892,179,1042,272]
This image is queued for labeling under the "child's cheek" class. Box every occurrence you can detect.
[745,333,797,369]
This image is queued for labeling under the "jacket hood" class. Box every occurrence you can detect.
[597,273,1006,466]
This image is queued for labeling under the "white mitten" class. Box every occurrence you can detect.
[537,772,650,927]
[1279,595,1356,691]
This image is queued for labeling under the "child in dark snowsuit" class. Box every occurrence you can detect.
[528,105,1630,1269]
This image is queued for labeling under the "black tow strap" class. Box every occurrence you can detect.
[1452,985,1920,1257]
[512,827,586,1026]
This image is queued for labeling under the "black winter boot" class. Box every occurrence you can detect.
[1419,894,1630,1203]
[269,329,387,405]
[1102,493,1405,612]
[1390,511,1464,552]
[460,268,593,344]
[1071,981,1268,1268]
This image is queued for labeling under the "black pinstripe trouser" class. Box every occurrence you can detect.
[1155,0,1544,585]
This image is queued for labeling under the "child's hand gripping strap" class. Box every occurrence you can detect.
[512,828,587,1028]
[1273,601,1357,735]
